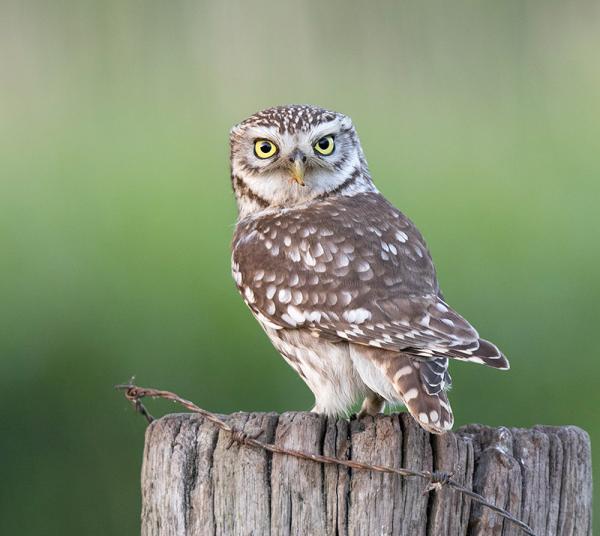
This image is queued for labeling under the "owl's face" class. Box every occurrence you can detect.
[230,105,373,218]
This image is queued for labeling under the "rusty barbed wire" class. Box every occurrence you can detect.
[115,380,537,536]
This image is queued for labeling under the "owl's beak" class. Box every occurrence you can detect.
[289,151,306,186]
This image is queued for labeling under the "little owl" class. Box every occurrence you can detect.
[230,104,508,434]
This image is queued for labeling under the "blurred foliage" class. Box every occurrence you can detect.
[0,1,599,533]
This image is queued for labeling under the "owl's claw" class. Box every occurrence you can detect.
[357,394,386,419]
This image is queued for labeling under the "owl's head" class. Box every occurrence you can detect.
[230,104,374,218]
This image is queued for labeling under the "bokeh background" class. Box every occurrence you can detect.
[1,1,598,533]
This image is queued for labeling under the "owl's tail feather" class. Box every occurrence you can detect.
[447,338,510,370]
[386,355,454,434]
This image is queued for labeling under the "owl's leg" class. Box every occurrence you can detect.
[357,392,386,418]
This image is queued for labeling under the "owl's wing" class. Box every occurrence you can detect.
[232,192,508,369]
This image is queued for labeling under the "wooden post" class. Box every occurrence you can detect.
[140,412,592,536]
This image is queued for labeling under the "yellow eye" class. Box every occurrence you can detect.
[254,139,278,159]
[314,135,335,156]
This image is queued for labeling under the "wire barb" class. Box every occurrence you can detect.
[115,381,537,536]
[423,470,453,494]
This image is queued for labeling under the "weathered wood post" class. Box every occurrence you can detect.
[140,412,592,536]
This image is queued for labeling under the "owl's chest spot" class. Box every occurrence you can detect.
[233,214,364,289]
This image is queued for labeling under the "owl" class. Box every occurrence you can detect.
[230,104,509,434]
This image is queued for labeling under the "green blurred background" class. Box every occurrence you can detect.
[1,1,598,533]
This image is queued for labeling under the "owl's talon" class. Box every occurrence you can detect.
[358,393,386,418]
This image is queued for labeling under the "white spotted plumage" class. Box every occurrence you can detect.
[230,104,509,434]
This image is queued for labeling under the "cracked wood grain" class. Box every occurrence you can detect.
[141,413,592,536]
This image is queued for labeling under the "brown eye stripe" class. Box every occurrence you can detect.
[316,166,361,199]
[232,174,269,208]
[333,153,350,171]
[238,157,263,175]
